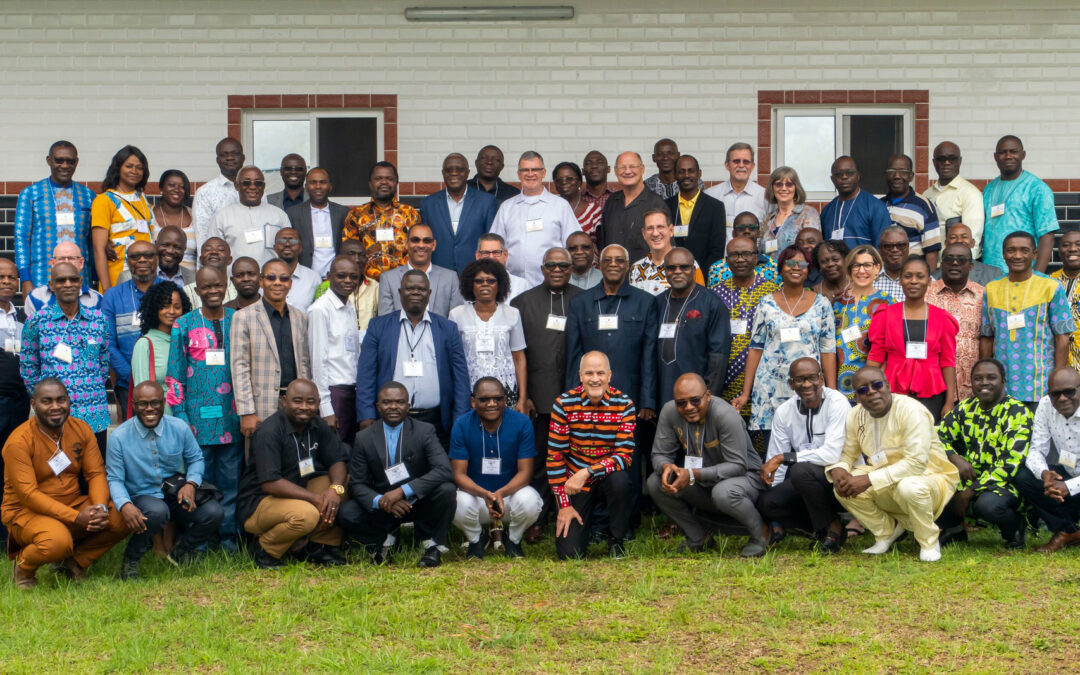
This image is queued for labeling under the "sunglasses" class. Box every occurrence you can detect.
[941,255,971,265]
[409,237,434,244]
[473,277,498,285]
[240,180,266,188]
[262,273,290,282]
[276,237,300,245]
[1050,387,1078,399]
[783,260,810,270]
[855,381,886,396]
[674,396,704,408]
[51,157,78,165]
[666,263,694,272]
[543,261,571,270]
[831,170,857,178]
[789,374,822,386]
[475,395,506,404]
[127,252,156,261]
[773,180,796,188]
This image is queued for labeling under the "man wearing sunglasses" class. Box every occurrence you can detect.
[932,224,1002,288]
[826,367,959,562]
[101,240,158,423]
[272,227,319,311]
[420,153,497,274]
[648,372,768,557]
[881,154,942,272]
[1015,367,1080,553]
[206,165,290,268]
[820,156,892,249]
[924,142,985,259]
[378,223,464,317]
[23,241,103,320]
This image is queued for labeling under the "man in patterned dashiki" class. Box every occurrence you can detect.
[342,161,419,279]
[1049,229,1080,372]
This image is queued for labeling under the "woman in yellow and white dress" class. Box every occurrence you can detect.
[91,145,156,291]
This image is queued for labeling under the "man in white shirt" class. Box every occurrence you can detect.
[286,167,348,279]
[704,142,766,242]
[1016,367,1080,553]
[207,166,291,268]
[193,138,250,254]
[490,151,581,287]
[307,256,361,444]
[924,141,986,259]
[272,227,320,311]
[377,223,464,316]
[757,358,850,553]
[476,233,527,303]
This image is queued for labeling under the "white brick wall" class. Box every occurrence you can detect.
[1,0,1079,183]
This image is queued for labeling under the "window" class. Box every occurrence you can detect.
[774,107,913,199]
[242,110,384,203]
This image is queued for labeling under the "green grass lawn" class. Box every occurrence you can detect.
[2,519,1079,674]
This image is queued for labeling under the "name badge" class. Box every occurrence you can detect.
[990,203,1005,218]
[659,322,677,339]
[200,405,224,420]
[730,319,747,335]
[780,326,800,343]
[598,314,619,331]
[841,325,863,344]
[1006,313,1026,331]
[546,314,566,331]
[1060,450,1077,470]
[684,455,703,470]
[315,235,333,249]
[298,456,315,477]
[135,220,150,234]
[385,462,410,484]
[244,229,263,244]
[130,312,141,327]
[482,458,501,475]
[403,360,424,377]
[345,332,359,352]
[375,227,394,242]
[475,330,495,353]
[765,239,779,254]
[905,341,928,359]
[870,450,887,466]
[831,227,844,241]
[48,450,72,476]
[205,349,225,366]
[56,211,76,226]
[674,225,689,238]
[1066,475,1080,497]
[4,338,18,353]
[53,342,73,363]
[525,218,544,233]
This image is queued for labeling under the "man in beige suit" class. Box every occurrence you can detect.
[231,258,312,438]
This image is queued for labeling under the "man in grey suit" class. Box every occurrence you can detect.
[267,153,307,214]
[377,223,464,316]
[285,168,349,278]
[230,258,313,440]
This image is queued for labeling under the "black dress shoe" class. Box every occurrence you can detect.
[676,538,716,554]
[120,557,140,581]
[503,537,525,559]
[608,539,628,559]
[1005,528,1026,550]
[252,542,285,569]
[466,531,488,560]
[305,543,347,566]
[418,545,442,568]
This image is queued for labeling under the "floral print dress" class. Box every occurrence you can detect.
[834,289,894,401]
[165,307,240,446]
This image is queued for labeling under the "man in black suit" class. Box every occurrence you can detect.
[665,155,727,273]
[338,381,456,568]
[286,168,349,278]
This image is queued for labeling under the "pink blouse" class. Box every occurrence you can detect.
[867,302,958,398]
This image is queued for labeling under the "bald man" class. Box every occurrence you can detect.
[267,153,307,213]
[24,241,103,320]
[286,166,350,277]
[596,151,671,264]
[272,226,319,310]
[206,165,290,268]
[924,141,985,258]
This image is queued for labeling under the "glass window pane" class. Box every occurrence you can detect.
[317,117,378,198]
[844,115,904,196]
[783,116,835,193]
[252,120,311,178]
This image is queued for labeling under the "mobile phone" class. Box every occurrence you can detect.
[666,469,678,485]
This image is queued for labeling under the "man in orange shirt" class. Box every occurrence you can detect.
[341,161,419,279]
[2,378,127,589]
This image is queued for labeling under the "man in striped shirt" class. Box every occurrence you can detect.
[548,350,636,560]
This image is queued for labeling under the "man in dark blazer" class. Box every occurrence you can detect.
[285,168,349,276]
[338,381,456,567]
[377,223,464,316]
[419,153,497,273]
[266,153,308,212]
[664,155,727,273]
[356,269,470,449]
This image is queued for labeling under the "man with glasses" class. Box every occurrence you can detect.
[820,156,892,249]
[117,226,195,288]
[420,153,497,274]
[193,138,256,253]
[378,223,463,317]
[475,233,527,303]
[705,142,767,241]
[924,142,985,258]
[510,247,581,542]
[566,231,602,290]
[15,140,96,292]
[1015,367,1080,552]
[873,226,910,301]
[23,241,103,319]
[932,223,1002,288]
[490,151,580,287]
[757,358,850,553]
[271,227,319,311]
[980,231,1074,408]
[207,166,291,267]
[1050,230,1080,372]
[928,243,986,400]
[630,209,705,296]
[648,372,767,557]
[101,240,159,422]
[267,154,307,213]
[982,135,1059,274]
[827,367,960,562]
[343,161,420,279]
[706,212,779,287]
[597,151,671,264]
[882,154,941,271]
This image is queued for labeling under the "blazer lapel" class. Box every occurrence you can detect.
[330,202,348,251]
[688,195,704,227]
[456,191,475,242]
[254,303,280,362]
[289,306,305,373]
[373,420,389,467]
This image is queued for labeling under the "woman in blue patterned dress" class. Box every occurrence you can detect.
[834,245,895,401]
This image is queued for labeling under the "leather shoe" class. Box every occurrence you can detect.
[466,531,488,560]
[1036,529,1080,553]
[120,557,141,581]
[304,543,347,566]
[371,545,393,566]
[503,537,525,559]
[12,561,37,590]
[58,557,88,581]
[252,542,285,569]
[524,524,543,545]
[418,545,441,568]
[657,522,680,540]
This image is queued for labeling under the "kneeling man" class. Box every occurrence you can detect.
[827,367,959,562]
[450,377,542,559]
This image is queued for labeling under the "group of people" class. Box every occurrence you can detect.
[3,131,1079,589]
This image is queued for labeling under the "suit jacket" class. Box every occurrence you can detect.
[230,301,312,420]
[419,188,497,273]
[355,311,471,432]
[377,263,464,317]
[348,417,454,509]
[268,189,308,211]
[665,191,727,272]
[286,200,350,268]
[653,286,730,406]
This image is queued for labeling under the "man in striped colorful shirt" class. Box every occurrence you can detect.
[548,350,636,560]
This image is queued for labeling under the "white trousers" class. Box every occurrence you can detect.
[452,486,543,545]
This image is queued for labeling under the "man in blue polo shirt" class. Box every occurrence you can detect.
[101,240,159,421]
[882,154,942,271]
[450,377,542,559]
[821,156,892,249]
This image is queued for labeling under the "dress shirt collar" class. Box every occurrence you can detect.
[216,174,235,188]
[446,186,467,203]
[718,180,760,197]
[518,188,554,204]
[135,418,164,439]
[324,290,347,310]
[398,308,432,325]
[406,261,432,274]
[45,301,86,321]
[0,302,16,320]
[936,279,981,297]
[262,298,289,319]
[678,190,701,207]
[930,175,971,193]
[310,202,330,214]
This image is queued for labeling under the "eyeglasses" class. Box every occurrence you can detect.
[543,261,571,270]
[783,260,810,270]
[53,255,83,263]
[518,168,544,174]
[773,180,796,189]
[262,273,290,282]
[884,169,914,177]
[727,251,757,260]
[408,237,434,244]
[476,250,504,258]
[941,255,971,265]
[615,164,643,171]
[240,180,265,188]
[276,237,299,245]
[600,258,628,265]
[475,395,506,404]
[790,374,823,386]
[933,155,961,164]
[132,399,164,411]
[854,380,886,396]
[674,396,704,408]
[831,170,857,178]
[51,157,77,165]
[728,159,753,166]
[850,262,878,270]
[666,263,694,272]
[1049,387,1078,400]
[127,252,156,261]
[879,243,908,251]
[473,277,498,285]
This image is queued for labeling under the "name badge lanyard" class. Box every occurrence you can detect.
[661,288,697,365]
[43,426,69,484]
[199,310,225,348]
[597,296,622,323]
[550,290,566,318]
[129,283,140,327]
[403,318,430,406]
[384,427,404,469]
[481,418,502,472]
[902,305,927,351]
[834,199,853,237]
[292,428,314,470]
[683,422,705,471]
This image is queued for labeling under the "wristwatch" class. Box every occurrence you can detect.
[330,484,346,496]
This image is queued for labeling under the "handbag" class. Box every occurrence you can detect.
[126,336,156,419]
[161,473,222,507]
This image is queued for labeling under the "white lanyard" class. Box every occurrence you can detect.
[660,288,697,365]
[292,429,313,464]
[549,291,566,316]
[683,422,705,458]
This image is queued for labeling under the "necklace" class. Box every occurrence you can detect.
[158,204,187,229]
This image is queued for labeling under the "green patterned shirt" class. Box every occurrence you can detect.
[936,395,1033,497]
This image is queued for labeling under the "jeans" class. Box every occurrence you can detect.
[123,494,224,562]
[202,442,243,540]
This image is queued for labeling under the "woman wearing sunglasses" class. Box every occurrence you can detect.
[867,256,959,422]
[732,245,837,445]
[761,167,820,261]
[834,245,896,402]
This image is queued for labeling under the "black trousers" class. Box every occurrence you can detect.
[529,413,556,527]
[409,407,449,451]
[937,485,1022,539]
[555,471,632,560]
[913,391,947,425]
[1014,464,1080,533]
[756,462,843,536]
[338,482,456,549]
